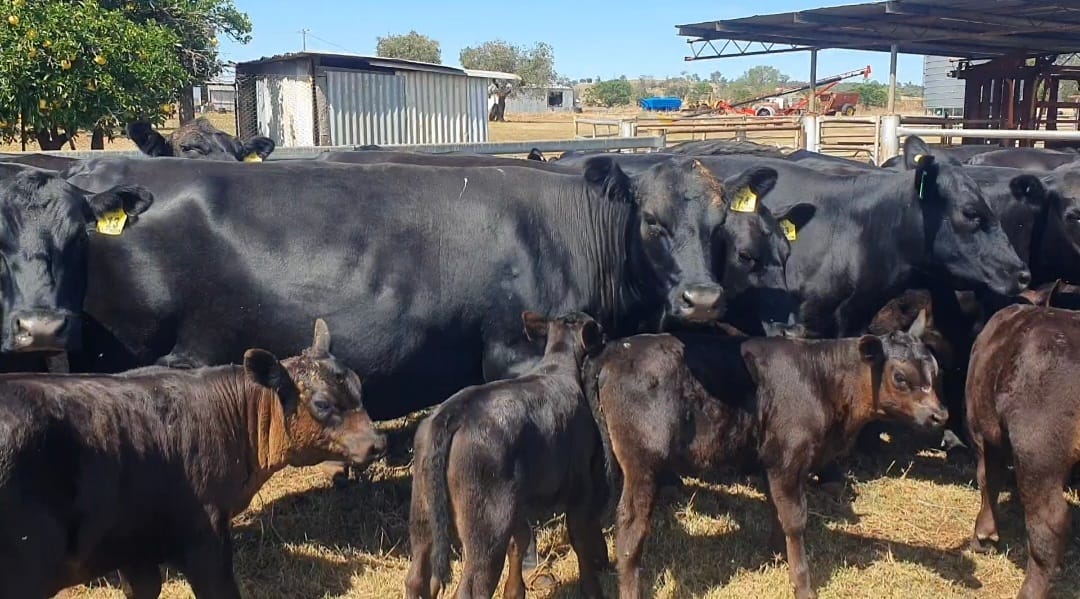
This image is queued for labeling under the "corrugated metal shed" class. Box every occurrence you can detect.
[923,56,965,113]
[234,52,517,147]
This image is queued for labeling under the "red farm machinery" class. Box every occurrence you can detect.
[689,65,872,116]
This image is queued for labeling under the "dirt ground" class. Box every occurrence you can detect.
[12,111,1079,599]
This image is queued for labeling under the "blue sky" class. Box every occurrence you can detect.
[219,0,925,85]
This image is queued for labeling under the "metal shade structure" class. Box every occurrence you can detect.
[677,0,1080,61]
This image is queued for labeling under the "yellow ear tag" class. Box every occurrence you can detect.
[912,153,925,164]
[779,219,798,241]
[243,153,263,162]
[96,209,127,236]
[730,188,758,213]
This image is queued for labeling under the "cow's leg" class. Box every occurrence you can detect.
[405,478,435,599]
[767,465,816,599]
[615,467,657,599]
[178,525,242,599]
[501,517,531,599]
[453,501,512,599]
[760,475,787,556]
[971,439,1008,552]
[119,562,162,599]
[1015,455,1070,599]
[567,497,608,599]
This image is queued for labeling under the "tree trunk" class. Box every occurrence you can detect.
[489,94,508,122]
[91,127,105,150]
[178,85,196,125]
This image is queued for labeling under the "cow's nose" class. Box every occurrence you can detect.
[11,312,69,353]
[678,284,725,321]
[1016,269,1032,291]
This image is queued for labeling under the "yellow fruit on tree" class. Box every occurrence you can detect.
[28,47,36,58]
[94,55,107,65]
[12,0,26,7]
[7,14,18,25]
[26,28,35,39]
[60,59,71,70]
[42,40,51,48]
[161,103,174,113]
[86,81,97,91]
[38,99,47,109]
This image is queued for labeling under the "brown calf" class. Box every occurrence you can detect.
[0,319,385,599]
[967,304,1080,599]
[406,312,608,599]
[587,320,946,599]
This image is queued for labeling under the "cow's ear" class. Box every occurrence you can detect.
[583,156,631,203]
[903,136,934,170]
[774,202,816,231]
[127,121,174,157]
[240,136,275,162]
[857,334,885,363]
[522,311,549,342]
[579,319,604,353]
[87,185,154,220]
[1009,174,1048,208]
[723,166,778,213]
[310,318,331,359]
[244,348,284,389]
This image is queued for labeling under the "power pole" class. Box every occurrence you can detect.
[299,28,310,52]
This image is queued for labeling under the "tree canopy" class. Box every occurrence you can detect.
[1,0,192,149]
[459,40,556,92]
[376,30,441,64]
[585,79,633,107]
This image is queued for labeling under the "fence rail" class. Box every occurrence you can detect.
[20,136,667,160]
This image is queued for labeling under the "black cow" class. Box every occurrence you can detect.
[53,156,775,419]
[315,150,573,172]
[0,163,154,353]
[0,153,80,171]
[560,138,1030,337]
[785,149,878,175]
[126,118,276,162]
[966,147,1080,171]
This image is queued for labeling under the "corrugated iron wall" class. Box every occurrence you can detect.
[254,75,316,146]
[323,69,407,146]
[403,72,490,144]
[465,77,490,142]
[923,56,965,112]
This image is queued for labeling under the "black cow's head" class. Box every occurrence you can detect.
[903,136,1030,296]
[585,156,732,324]
[0,164,153,352]
[127,118,276,162]
[1043,166,1080,259]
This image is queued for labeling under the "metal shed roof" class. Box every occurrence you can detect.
[236,52,518,80]
[678,0,1080,61]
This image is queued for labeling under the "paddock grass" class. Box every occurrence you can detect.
[58,411,1080,599]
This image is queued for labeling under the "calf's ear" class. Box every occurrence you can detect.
[908,308,929,339]
[857,335,884,364]
[127,121,174,157]
[87,185,155,220]
[723,166,778,211]
[240,136,276,162]
[310,318,331,358]
[522,311,549,341]
[774,202,816,231]
[244,348,284,389]
[579,319,604,353]
[583,156,631,203]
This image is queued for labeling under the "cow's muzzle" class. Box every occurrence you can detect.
[8,310,76,353]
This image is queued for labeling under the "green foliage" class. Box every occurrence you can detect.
[585,79,633,107]
[0,0,191,147]
[376,30,441,64]
[459,40,556,94]
[727,65,791,103]
[100,0,252,82]
[850,81,889,107]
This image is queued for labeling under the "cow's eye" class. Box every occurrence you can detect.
[1066,209,1080,223]
[892,371,909,389]
[737,251,754,264]
[311,396,334,416]
[961,208,982,225]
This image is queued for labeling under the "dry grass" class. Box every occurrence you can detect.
[58,416,1080,599]
[0,112,237,153]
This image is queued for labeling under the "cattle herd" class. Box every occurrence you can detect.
[0,117,1078,599]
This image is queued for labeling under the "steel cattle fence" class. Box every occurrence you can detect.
[18,136,668,160]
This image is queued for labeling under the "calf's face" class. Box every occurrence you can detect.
[127,118,276,162]
[522,310,603,360]
[1045,167,1080,258]
[244,319,386,467]
[858,316,948,430]
[0,165,153,352]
